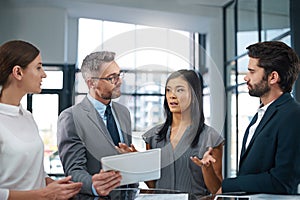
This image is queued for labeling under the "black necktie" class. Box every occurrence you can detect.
[241,113,258,156]
[105,105,120,146]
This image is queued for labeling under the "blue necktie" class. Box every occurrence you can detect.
[105,105,120,146]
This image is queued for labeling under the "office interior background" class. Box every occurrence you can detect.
[1,0,299,179]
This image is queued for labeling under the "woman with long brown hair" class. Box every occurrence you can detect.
[0,40,82,200]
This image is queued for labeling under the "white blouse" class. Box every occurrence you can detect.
[0,103,46,200]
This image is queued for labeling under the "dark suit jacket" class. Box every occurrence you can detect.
[222,93,300,194]
[57,97,132,195]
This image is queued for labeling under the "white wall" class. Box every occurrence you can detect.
[206,19,226,134]
[66,17,78,64]
[0,4,67,63]
[90,3,226,132]
[0,1,225,132]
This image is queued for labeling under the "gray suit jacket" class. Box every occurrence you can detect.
[57,97,132,195]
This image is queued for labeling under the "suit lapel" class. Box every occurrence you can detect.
[80,97,116,145]
[71,98,119,161]
[239,93,291,163]
[248,107,276,145]
[86,111,112,138]
[247,94,292,150]
[240,104,278,161]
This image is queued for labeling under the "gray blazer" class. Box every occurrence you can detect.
[57,97,132,195]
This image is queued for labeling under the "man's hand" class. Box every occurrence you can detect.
[115,143,137,153]
[92,170,122,196]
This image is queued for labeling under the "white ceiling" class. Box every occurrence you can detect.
[2,0,235,33]
[3,0,288,32]
[5,0,234,17]
[4,0,288,21]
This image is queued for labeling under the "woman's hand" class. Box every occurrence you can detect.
[41,176,82,200]
[190,147,216,168]
[191,145,223,194]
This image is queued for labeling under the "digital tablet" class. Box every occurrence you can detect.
[101,148,161,185]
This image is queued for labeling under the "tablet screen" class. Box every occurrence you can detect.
[101,148,161,185]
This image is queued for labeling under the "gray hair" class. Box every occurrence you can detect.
[81,51,116,82]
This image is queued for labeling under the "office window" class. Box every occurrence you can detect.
[224,0,290,178]
[31,94,61,174]
[20,65,71,176]
[77,18,210,150]
[42,70,63,89]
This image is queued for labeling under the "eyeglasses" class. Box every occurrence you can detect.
[91,72,124,84]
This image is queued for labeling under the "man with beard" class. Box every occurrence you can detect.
[57,51,136,196]
[193,41,300,195]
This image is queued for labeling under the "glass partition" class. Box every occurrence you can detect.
[262,0,290,41]
[224,0,290,178]
[76,19,213,152]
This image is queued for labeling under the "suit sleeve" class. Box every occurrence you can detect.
[223,107,300,194]
[57,108,94,195]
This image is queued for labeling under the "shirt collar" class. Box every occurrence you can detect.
[87,93,112,118]
[258,100,274,113]
[0,103,24,116]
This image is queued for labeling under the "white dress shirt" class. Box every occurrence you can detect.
[245,101,273,149]
[0,103,46,200]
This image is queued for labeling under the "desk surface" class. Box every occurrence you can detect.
[71,188,206,200]
[71,189,300,200]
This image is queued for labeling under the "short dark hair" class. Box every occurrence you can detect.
[246,41,300,93]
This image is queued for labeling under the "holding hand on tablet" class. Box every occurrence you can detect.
[57,51,136,195]
[115,143,137,153]
[101,149,161,186]
[92,170,122,196]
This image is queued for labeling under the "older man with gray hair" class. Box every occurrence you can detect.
[57,51,136,196]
